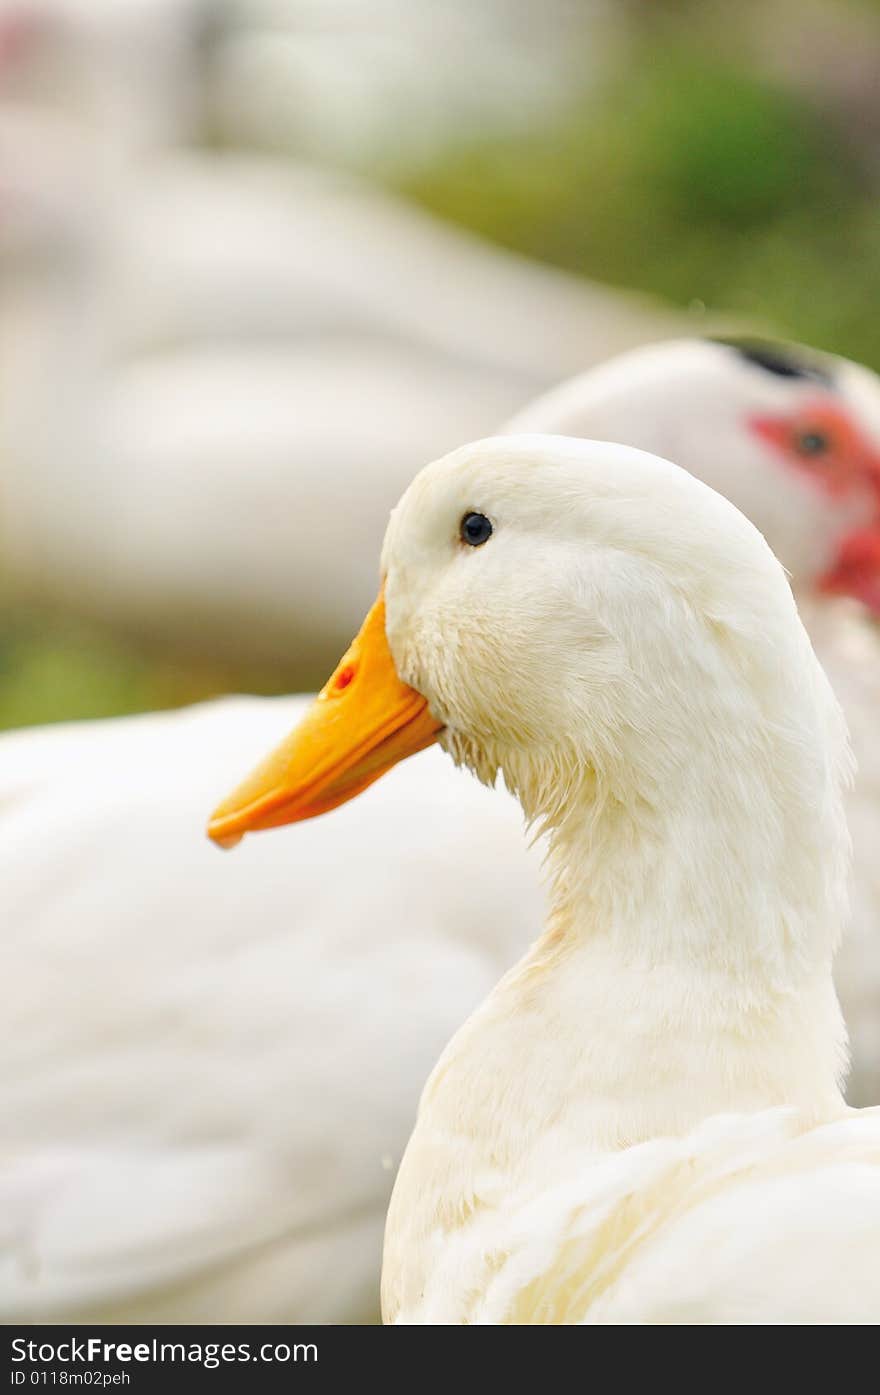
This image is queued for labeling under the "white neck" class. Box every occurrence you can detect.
[383,764,848,1319]
[409,660,851,1175]
[420,781,846,1173]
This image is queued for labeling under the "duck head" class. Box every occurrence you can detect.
[208,432,851,971]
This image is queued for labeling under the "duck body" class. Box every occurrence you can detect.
[387,1102,880,1324]
[0,696,543,1322]
[383,843,876,1323]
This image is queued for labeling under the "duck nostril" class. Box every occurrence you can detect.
[334,664,357,692]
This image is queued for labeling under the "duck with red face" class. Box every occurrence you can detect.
[506,337,880,1105]
[510,338,880,613]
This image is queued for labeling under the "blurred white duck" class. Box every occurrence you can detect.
[0,697,543,1323]
[507,337,880,1104]
[0,136,680,669]
[208,0,598,176]
[0,0,208,153]
[210,435,880,1324]
[101,154,674,372]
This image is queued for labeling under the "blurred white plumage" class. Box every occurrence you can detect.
[0,696,543,1322]
[0,0,207,154]
[0,145,680,666]
[208,0,604,173]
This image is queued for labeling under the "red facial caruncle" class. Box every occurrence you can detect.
[749,395,880,615]
[749,398,880,506]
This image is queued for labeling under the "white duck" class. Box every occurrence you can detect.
[210,434,880,1324]
[0,132,680,669]
[507,337,880,1105]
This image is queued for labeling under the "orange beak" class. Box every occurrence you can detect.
[207,592,444,847]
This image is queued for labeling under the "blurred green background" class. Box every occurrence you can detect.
[3,0,880,731]
[402,1,880,372]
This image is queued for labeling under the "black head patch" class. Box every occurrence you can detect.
[709,337,835,388]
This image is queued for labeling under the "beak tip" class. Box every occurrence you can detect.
[206,816,245,850]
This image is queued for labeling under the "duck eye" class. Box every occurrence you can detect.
[794,428,830,457]
[460,512,493,547]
